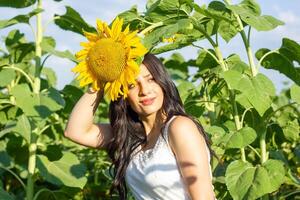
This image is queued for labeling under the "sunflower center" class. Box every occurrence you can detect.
[87,38,126,82]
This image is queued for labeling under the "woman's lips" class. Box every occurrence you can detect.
[140,97,155,106]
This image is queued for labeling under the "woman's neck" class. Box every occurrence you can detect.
[140,111,166,136]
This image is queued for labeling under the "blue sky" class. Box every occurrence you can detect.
[0,0,299,93]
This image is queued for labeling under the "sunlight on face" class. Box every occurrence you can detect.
[127,64,164,118]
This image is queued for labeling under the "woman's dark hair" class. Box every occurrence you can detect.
[106,53,214,199]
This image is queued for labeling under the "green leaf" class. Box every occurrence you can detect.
[0,0,36,8]
[225,54,249,73]
[41,67,57,87]
[5,29,26,50]
[283,119,299,142]
[117,6,142,30]
[11,84,64,117]
[177,81,195,102]
[0,188,15,200]
[15,115,31,144]
[37,152,87,188]
[256,40,300,86]
[0,140,13,168]
[144,18,192,51]
[0,121,16,138]
[205,126,226,146]
[192,1,239,42]
[228,0,284,31]
[196,49,218,70]
[0,8,43,30]
[5,30,35,62]
[222,71,275,116]
[291,84,300,104]
[146,0,192,22]
[226,159,285,200]
[280,38,300,64]
[0,68,16,87]
[54,6,96,36]
[164,53,189,73]
[226,127,257,149]
[41,36,76,62]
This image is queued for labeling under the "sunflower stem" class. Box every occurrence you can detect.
[139,21,163,36]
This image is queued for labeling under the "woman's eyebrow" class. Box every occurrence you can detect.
[143,74,152,78]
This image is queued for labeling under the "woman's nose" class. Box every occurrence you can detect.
[139,82,151,96]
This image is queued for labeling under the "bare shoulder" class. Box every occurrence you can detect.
[169,115,198,131]
[168,115,206,154]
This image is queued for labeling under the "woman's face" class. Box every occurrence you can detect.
[127,63,164,117]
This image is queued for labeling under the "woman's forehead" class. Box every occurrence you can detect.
[136,64,151,79]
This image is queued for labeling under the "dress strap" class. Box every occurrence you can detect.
[162,115,177,147]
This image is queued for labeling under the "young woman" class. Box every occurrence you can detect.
[64,53,216,200]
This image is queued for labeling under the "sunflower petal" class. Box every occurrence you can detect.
[83,30,100,42]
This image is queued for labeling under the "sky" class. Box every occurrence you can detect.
[0,0,299,93]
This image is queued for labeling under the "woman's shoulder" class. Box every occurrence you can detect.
[168,115,197,132]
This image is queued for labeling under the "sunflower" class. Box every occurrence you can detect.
[72,17,148,101]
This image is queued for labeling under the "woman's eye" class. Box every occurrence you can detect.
[128,84,135,89]
[148,78,154,82]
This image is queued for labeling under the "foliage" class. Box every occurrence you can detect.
[0,0,299,199]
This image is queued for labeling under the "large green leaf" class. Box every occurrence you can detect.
[192,1,239,42]
[222,71,275,116]
[54,6,95,36]
[145,0,193,22]
[291,84,300,104]
[226,159,285,200]
[227,0,284,31]
[37,152,87,188]
[11,84,65,118]
[0,8,43,30]
[226,127,257,149]
[0,68,16,87]
[0,0,36,8]
[41,36,76,62]
[144,18,192,51]
[256,38,300,86]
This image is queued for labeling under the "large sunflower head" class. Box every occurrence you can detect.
[72,17,148,101]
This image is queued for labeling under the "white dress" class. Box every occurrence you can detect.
[125,116,212,200]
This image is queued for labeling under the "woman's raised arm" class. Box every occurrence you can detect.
[64,88,112,149]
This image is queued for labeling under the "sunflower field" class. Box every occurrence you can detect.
[0,0,299,200]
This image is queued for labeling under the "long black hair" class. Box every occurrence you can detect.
[106,53,213,199]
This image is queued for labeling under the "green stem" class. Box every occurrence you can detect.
[240,31,257,76]
[260,128,267,164]
[214,46,227,71]
[230,90,246,162]
[247,145,261,159]
[3,66,34,89]
[224,0,257,76]
[26,1,42,199]
[139,21,163,36]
